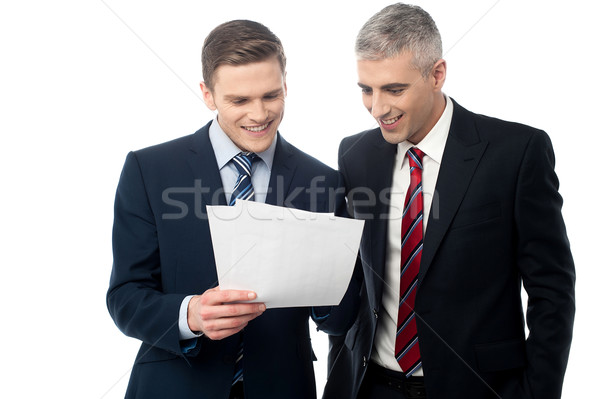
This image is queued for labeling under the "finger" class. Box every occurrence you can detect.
[201,289,258,306]
[204,325,247,341]
[202,312,262,334]
[222,302,265,316]
[200,302,266,321]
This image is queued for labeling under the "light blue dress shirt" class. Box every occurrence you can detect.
[178,118,277,340]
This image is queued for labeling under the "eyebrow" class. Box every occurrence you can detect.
[382,83,410,90]
[223,89,283,102]
[357,82,411,90]
[262,89,284,97]
[223,94,247,102]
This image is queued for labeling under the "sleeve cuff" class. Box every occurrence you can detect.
[312,306,332,322]
[179,295,204,340]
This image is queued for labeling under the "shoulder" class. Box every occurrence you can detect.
[133,134,194,159]
[339,127,386,160]
[453,100,549,146]
[117,123,212,186]
[340,127,382,149]
[119,134,195,183]
[127,122,211,168]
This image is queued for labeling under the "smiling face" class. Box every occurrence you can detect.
[357,52,446,145]
[200,57,286,153]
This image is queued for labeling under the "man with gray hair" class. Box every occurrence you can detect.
[324,3,575,399]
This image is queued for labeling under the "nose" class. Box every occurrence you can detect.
[248,100,268,123]
[370,91,391,120]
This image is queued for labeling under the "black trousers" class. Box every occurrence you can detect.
[357,362,427,399]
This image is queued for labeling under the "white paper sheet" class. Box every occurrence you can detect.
[207,200,364,308]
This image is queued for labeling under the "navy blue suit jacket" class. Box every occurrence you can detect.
[323,100,575,399]
[107,121,359,399]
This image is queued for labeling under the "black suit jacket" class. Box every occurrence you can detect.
[323,99,575,399]
[107,121,359,399]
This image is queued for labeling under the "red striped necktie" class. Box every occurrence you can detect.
[395,147,425,377]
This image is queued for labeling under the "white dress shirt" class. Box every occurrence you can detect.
[178,118,277,340]
[371,96,453,375]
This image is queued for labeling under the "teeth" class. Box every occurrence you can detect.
[244,123,269,132]
[381,115,401,125]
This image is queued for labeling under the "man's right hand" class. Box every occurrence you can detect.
[187,286,266,340]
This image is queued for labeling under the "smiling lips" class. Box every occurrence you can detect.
[243,121,271,133]
[379,114,403,129]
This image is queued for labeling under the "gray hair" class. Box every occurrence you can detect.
[355,3,443,76]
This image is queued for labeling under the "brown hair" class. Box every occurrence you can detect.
[201,20,286,90]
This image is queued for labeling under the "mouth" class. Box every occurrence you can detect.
[243,121,271,133]
[379,114,403,127]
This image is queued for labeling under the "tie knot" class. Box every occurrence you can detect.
[407,147,425,170]
[232,152,258,177]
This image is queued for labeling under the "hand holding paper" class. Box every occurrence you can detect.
[207,200,364,308]
[187,287,266,340]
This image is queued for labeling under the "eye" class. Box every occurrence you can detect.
[263,91,283,101]
[361,87,372,95]
[388,89,404,95]
[232,98,248,105]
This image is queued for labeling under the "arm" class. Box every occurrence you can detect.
[107,152,186,355]
[107,152,265,356]
[313,257,362,336]
[310,170,361,335]
[312,157,362,335]
[510,131,575,398]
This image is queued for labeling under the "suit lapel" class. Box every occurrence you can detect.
[265,133,297,206]
[419,100,488,282]
[362,132,397,306]
[185,128,296,207]
[185,121,228,206]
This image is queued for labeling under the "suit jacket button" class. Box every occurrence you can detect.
[373,309,378,319]
[362,356,367,367]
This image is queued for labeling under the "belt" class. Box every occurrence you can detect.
[367,362,426,399]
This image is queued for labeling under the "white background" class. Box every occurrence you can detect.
[1,1,597,397]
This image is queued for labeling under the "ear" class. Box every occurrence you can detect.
[199,81,217,111]
[283,71,288,97]
[430,59,446,92]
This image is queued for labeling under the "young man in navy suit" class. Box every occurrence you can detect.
[324,3,575,399]
[107,20,358,399]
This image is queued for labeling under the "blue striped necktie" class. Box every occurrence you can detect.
[230,151,258,387]
[229,152,258,206]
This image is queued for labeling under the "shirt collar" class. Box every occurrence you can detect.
[208,117,277,171]
[397,94,453,165]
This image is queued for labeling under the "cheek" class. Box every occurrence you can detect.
[270,99,285,116]
[414,98,431,120]
[225,110,246,126]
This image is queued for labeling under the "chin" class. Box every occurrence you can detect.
[381,131,407,145]
[244,138,275,154]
